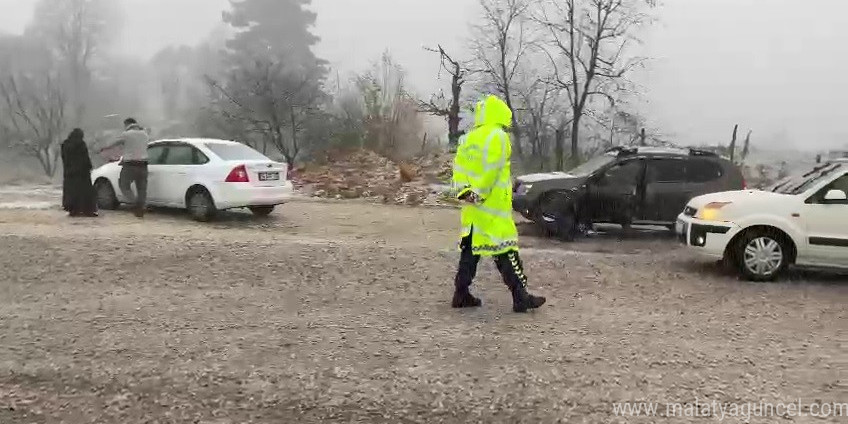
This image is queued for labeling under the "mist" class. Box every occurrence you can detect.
[4,0,846,150]
[1,0,847,185]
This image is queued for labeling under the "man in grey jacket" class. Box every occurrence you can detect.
[100,118,150,217]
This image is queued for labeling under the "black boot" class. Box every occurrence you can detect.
[453,233,482,308]
[512,285,546,313]
[495,250,546,313]
[452,291,482,308]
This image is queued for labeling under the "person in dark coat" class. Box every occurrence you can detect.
[61,128,98,217]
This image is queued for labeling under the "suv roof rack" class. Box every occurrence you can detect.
[605,146,638,155]
[688,148,719,157]
[605,145,722,158]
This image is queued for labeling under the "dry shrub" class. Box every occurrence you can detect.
[398,162,418,183]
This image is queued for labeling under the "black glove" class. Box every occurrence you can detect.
[458,190,481,204]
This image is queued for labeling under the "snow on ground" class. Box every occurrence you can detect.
[0,188,845,423]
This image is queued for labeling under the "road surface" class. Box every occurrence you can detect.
[0,193,845,423]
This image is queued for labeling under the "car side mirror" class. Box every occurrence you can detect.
[823,189,848,203]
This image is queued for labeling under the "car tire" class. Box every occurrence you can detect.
[187,188,217,222]
[537,192,578,242]
[249,206,275,217]
[95,179,119,210]
[733,229,790,282]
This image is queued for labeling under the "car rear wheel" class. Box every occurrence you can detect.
[734,230,789,282]
[537,192,578,242]
[249,206,275,217]
[187,188,217,222]
[95,179,119,210]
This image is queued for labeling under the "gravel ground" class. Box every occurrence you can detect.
[0,196,846,423]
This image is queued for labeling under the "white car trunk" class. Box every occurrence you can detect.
[239,160,288,187]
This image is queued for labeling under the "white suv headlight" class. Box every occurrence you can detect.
[696,201,732,221]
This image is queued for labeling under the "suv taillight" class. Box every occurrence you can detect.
[225,164,250,183]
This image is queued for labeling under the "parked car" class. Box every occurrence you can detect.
[512,146,745,240]
[92,138,294,221]
[676,159,848,281]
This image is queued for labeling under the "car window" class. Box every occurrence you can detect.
[686,159,724,183]
[162,144,208,165]
[808,173,848,204]
[193,148,209,164]
[647,158,686,183]
[831,173,848,193]
[568,152,618,176]
[204,142,270,161]
[147,145,167,165]
[601,159,642,186]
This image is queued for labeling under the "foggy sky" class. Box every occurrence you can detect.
[1,0,847,151]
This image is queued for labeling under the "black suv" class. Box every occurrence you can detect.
[512,146,745,240]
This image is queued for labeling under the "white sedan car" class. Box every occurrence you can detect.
[676,159,848,281]
[92,138,294,221]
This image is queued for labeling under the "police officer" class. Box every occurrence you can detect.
[451,95,547,313]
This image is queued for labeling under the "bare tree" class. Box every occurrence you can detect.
[27,0,118,126]
[0,73,67,177]
[205,60,325,164]
[357,52,422,158]
[471,0,535,158]
[517,77,568,169]
[607,108,642,146]
[729,124,738,163]
[151,46,196,121]
[741,130,752,163]
[536,0,653,165]
[419,45,470,152]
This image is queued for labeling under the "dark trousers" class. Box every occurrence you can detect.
[455,228,528,294]
[119,162,148,211]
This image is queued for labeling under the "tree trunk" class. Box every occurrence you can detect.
[500,89,523,160]
[570,115,581,167]
[555,128,565,171]
[36,147,56,178]
[447,67,462,151]
[609,115,615,147]
[538,134,547,172]
[729,124,738,163]
[289,107,300,164]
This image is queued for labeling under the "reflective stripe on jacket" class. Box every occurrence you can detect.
[451,95,518,256]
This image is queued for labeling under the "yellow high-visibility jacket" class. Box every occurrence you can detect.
[451,95,518,256]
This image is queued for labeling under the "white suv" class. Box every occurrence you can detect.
[676,160,848,281]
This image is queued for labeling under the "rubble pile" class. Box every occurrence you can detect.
[290,149,459,207]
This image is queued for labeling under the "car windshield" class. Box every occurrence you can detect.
[567,152,618,176]
[204,142,270,161]
[768,163,844,195]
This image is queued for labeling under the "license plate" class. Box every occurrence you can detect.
[258,172,279,181]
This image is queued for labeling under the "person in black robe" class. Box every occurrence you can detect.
[61,128,98,217]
